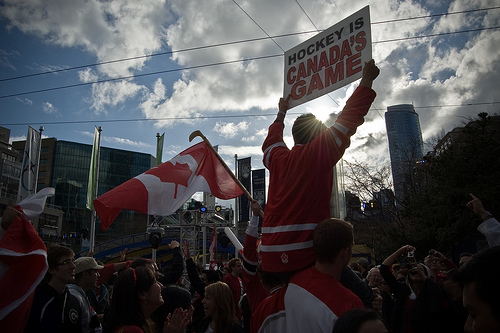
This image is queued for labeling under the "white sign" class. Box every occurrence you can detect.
[283,6,372,109]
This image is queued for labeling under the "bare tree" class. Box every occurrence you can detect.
[343,160,411,259]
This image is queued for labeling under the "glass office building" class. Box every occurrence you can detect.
[385,104,424,205]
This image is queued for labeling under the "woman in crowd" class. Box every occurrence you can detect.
[106,266,189,333]
[197,281,244,333]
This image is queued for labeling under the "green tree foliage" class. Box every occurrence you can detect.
[403,112,500,255]
[345,113,500,261]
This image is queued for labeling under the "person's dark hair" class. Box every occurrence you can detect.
[205,282,239,333]
[107,266,157,333]
[227,258,240,273]
[44,244,74,283]
[130,258,152,268]
[46,244,74,270]
[151,285,191,330]
[454,246,500,321]
[257,263,287,288]
[202,269,221,283]
[313,218,353,263]
[333,308,388,333]
[74,271,85,284]
[292,113,327,144]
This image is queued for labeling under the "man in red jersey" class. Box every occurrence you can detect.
[285,218,364,333]
[222,258,244,320]
[261,59,379,274]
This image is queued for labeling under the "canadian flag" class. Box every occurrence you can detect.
[0,187,54,332]
[95,141,244,231]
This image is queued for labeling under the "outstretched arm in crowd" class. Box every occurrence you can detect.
[182,240,206,296]
[97,248,131,285]
[382,245,415,267]
[467,193,500,246]
[242,200,268,312]
[159,240,184,285]
[380,245,415,294]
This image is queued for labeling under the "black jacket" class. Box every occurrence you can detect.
[24,283,82,333]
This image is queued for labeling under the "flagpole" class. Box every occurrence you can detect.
[189,130,264,216]
[151,133,164,263]
[34,126,43,194]
[89,126,102,254]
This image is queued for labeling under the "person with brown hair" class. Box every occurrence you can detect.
[285,218,364,333]
[332,308,389,333]
[106,266,189,333]
[24,244,82,333]
[221,258,243,321]
[197,281,243,333]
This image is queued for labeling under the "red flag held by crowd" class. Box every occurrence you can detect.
[0,187,54,332]
[95,141,244,231]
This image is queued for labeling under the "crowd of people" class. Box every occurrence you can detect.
[1,60,499,333]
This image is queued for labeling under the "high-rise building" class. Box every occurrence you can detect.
[0,127,22,202]
[385,104,424,204]
[1,128,64,236]
[12,138,156,239]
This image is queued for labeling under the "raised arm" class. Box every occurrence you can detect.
[359,59,380,89]
[382,245,415,267]
[467,193,500,246]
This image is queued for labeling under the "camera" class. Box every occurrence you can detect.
[407,250,415,258]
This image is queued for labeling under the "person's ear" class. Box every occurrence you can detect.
[341,247,351,259]
[138,291,148,302]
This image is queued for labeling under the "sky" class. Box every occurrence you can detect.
[1,0,499,203]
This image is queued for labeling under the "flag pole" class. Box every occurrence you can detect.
[89,126,102,254]
[35,126,43,194]
[189,130,264,217]
[151,132,164,263]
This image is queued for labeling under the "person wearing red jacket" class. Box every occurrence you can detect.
[260,59,380,274]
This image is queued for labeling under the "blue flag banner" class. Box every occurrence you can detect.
[237,157,251,223]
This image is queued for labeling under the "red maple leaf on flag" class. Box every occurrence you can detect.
[146,162,192,199]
